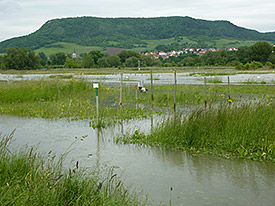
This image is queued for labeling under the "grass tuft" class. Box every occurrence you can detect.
[0,132,149,205]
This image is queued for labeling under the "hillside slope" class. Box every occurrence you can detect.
[0,16,274,53]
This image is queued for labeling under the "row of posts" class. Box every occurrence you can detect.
[94,70,232,121]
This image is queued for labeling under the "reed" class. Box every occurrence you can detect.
[117,100,275,162]
[0,132,148,205]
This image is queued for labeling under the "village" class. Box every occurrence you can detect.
[143,47,239,59]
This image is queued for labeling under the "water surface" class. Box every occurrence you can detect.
[1,115,274,206]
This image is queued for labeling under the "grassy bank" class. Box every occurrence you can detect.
[117,101,275,162]
[0,132,148,205]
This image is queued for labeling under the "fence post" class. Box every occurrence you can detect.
[204,77,207,109]
[120,72,123,106]
[174,70,177,113]
[151,69,154,101]
[228,76,231,103]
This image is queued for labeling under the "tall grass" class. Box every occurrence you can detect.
[117,101,275,162]
[0,132,148,205]
[135,84,275,106]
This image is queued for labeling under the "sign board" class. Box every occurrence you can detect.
[93,83,99,88]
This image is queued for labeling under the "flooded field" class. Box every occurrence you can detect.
[1,115,275,206]
[1,71,275,85]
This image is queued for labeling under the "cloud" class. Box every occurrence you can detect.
[0,0,275,42]
[0,0,22,17]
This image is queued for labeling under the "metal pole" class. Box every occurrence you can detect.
[138,60,140,71]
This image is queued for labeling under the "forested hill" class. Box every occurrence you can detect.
[1,16,275,53]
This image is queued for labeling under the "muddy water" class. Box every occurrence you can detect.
[1,115,275,206]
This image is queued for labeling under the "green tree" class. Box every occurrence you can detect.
[182,57,195,66]
[2,47,40,70]
[38,52,48,66]
[107,55,121,67]
[82,53,95,68]
[250,41,273,64]
[65,58,82,68]
[139,54,156,67]
[125,56,139,67]
[49,52,66,65]
[237,46,251,64]
[88,50,104,65]
[117,50,140,63]
[97,57,110,68]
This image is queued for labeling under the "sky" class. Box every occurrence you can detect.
[1,0,275,42]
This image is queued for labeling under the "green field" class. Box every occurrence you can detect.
[35,42,102,56]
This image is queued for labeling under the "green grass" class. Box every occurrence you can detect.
[0,131,148,205]
[206,77,223,83]
[117,101,275,162]
[0,80,152,125]
[133,84,275,107]
[1,80,274,122]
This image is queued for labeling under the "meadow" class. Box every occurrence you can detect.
[1,78,274,119]
[0,79,151,127]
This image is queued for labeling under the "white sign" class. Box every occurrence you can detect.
[93,83,99,88]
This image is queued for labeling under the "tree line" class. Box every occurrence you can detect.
[0,41,274,70]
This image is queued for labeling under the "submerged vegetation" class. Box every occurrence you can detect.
[117,101,275,162]
[0,132,148,205]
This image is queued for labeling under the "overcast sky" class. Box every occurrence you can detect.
[1,0,275,42]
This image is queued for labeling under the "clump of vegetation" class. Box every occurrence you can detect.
[117,100,275,162]
[206,77,223,83]
[0,131,148,205]
[236,61,264,70]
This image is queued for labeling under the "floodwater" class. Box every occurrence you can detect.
[1,115,275,206]
[1,71,275,85]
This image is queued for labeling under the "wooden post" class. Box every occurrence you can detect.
[151,69,154,101]
[174,70,177,113]
[120,72,123,106]
[136,83,138,100]
[204,77,207,109]
[228,76,231,102]
[151,104,154,134]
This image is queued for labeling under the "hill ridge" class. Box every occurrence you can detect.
[0,16,274,53]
